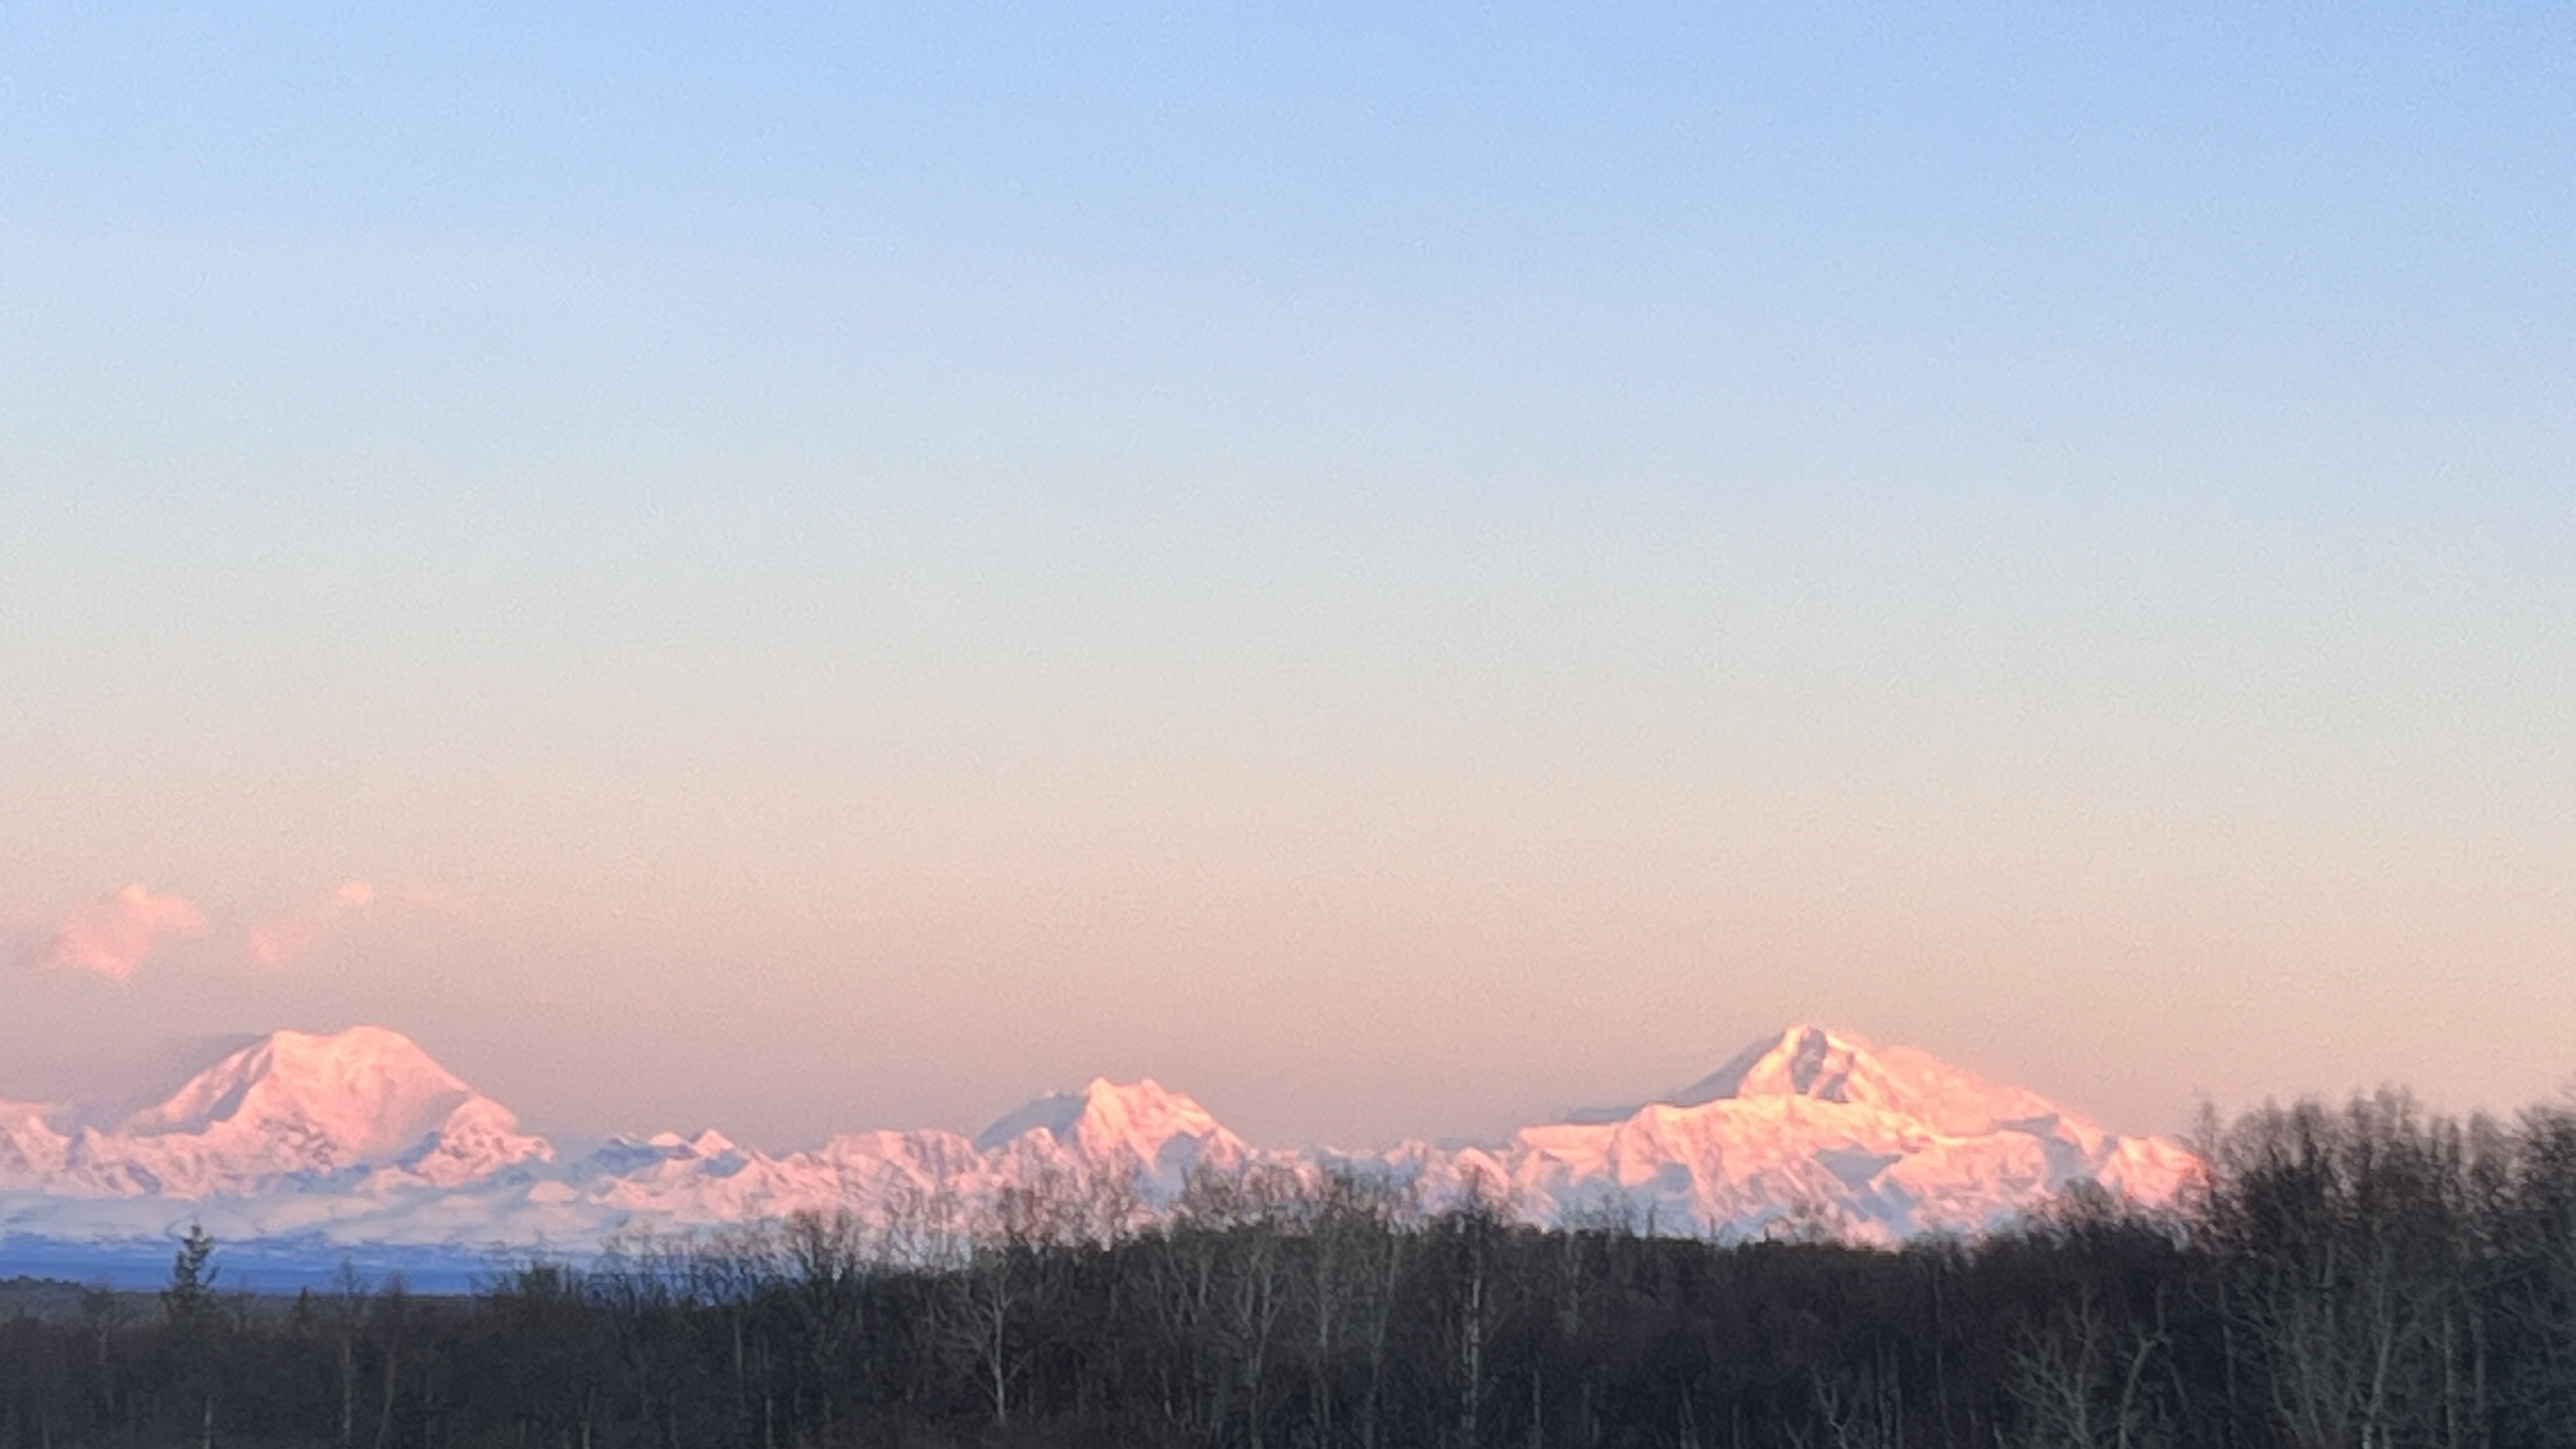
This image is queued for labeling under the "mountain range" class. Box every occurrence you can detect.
[0,1024,2195,1278]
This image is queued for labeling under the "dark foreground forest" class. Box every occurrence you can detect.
[8,1092,2576,1449]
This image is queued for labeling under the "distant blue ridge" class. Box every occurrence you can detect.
[0,1234,537,1294]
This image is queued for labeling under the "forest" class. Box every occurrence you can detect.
[4,1090,2575,1449]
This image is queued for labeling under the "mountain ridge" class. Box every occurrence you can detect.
[0,1023,2196,1257]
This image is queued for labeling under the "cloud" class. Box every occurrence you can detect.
[248,881,454,967]
[27,884,210,983]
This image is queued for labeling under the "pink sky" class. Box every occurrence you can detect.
[6,498,2570,1151]
[4,4,2571,1153]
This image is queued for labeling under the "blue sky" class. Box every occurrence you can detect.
[2,4,2571,1147]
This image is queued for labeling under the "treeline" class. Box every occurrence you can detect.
[8,1091,2576,1449]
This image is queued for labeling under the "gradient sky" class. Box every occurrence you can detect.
[3,4,2571,1152]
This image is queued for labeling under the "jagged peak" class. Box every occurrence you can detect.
[1559,1026,2072,1140]
[974,1078,1223,1153]
[640,1128,739,1158]
[1672,1024,1870,1106]
[1560,1024,1872,1123]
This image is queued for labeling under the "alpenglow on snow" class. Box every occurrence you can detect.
[0,1025,2193,1271]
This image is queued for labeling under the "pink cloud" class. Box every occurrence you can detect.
[249,881,454,967]
[28,884,210,983]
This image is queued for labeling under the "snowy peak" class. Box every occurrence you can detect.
[976,1078,1248,1194]
[118,1027,473,1157]
[1675,1024,1867,1105]
[1661,1025,2061,1137]
[1499,1025,2193,1241]
[0,1100,70,1184]
[391,1093,553,1189]
[976,1078,1216,1153]
[50,1027,552,1197]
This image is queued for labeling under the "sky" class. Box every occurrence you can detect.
[2,4,2571,1152]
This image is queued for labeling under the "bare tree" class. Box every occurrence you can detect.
[321,1261,371,1449]
[2004,1284,2170,1449]
[1805,1338,1905,1449]
[2209,1093,2480,1449]
[79,1282,132,1430]
[1296,1170,1411,1448]
[776,1209,872,1437]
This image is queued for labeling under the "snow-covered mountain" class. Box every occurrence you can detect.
[0,1027,550,1200]
[0,1024,2195,1265]
[1482,1025,2195,1239]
